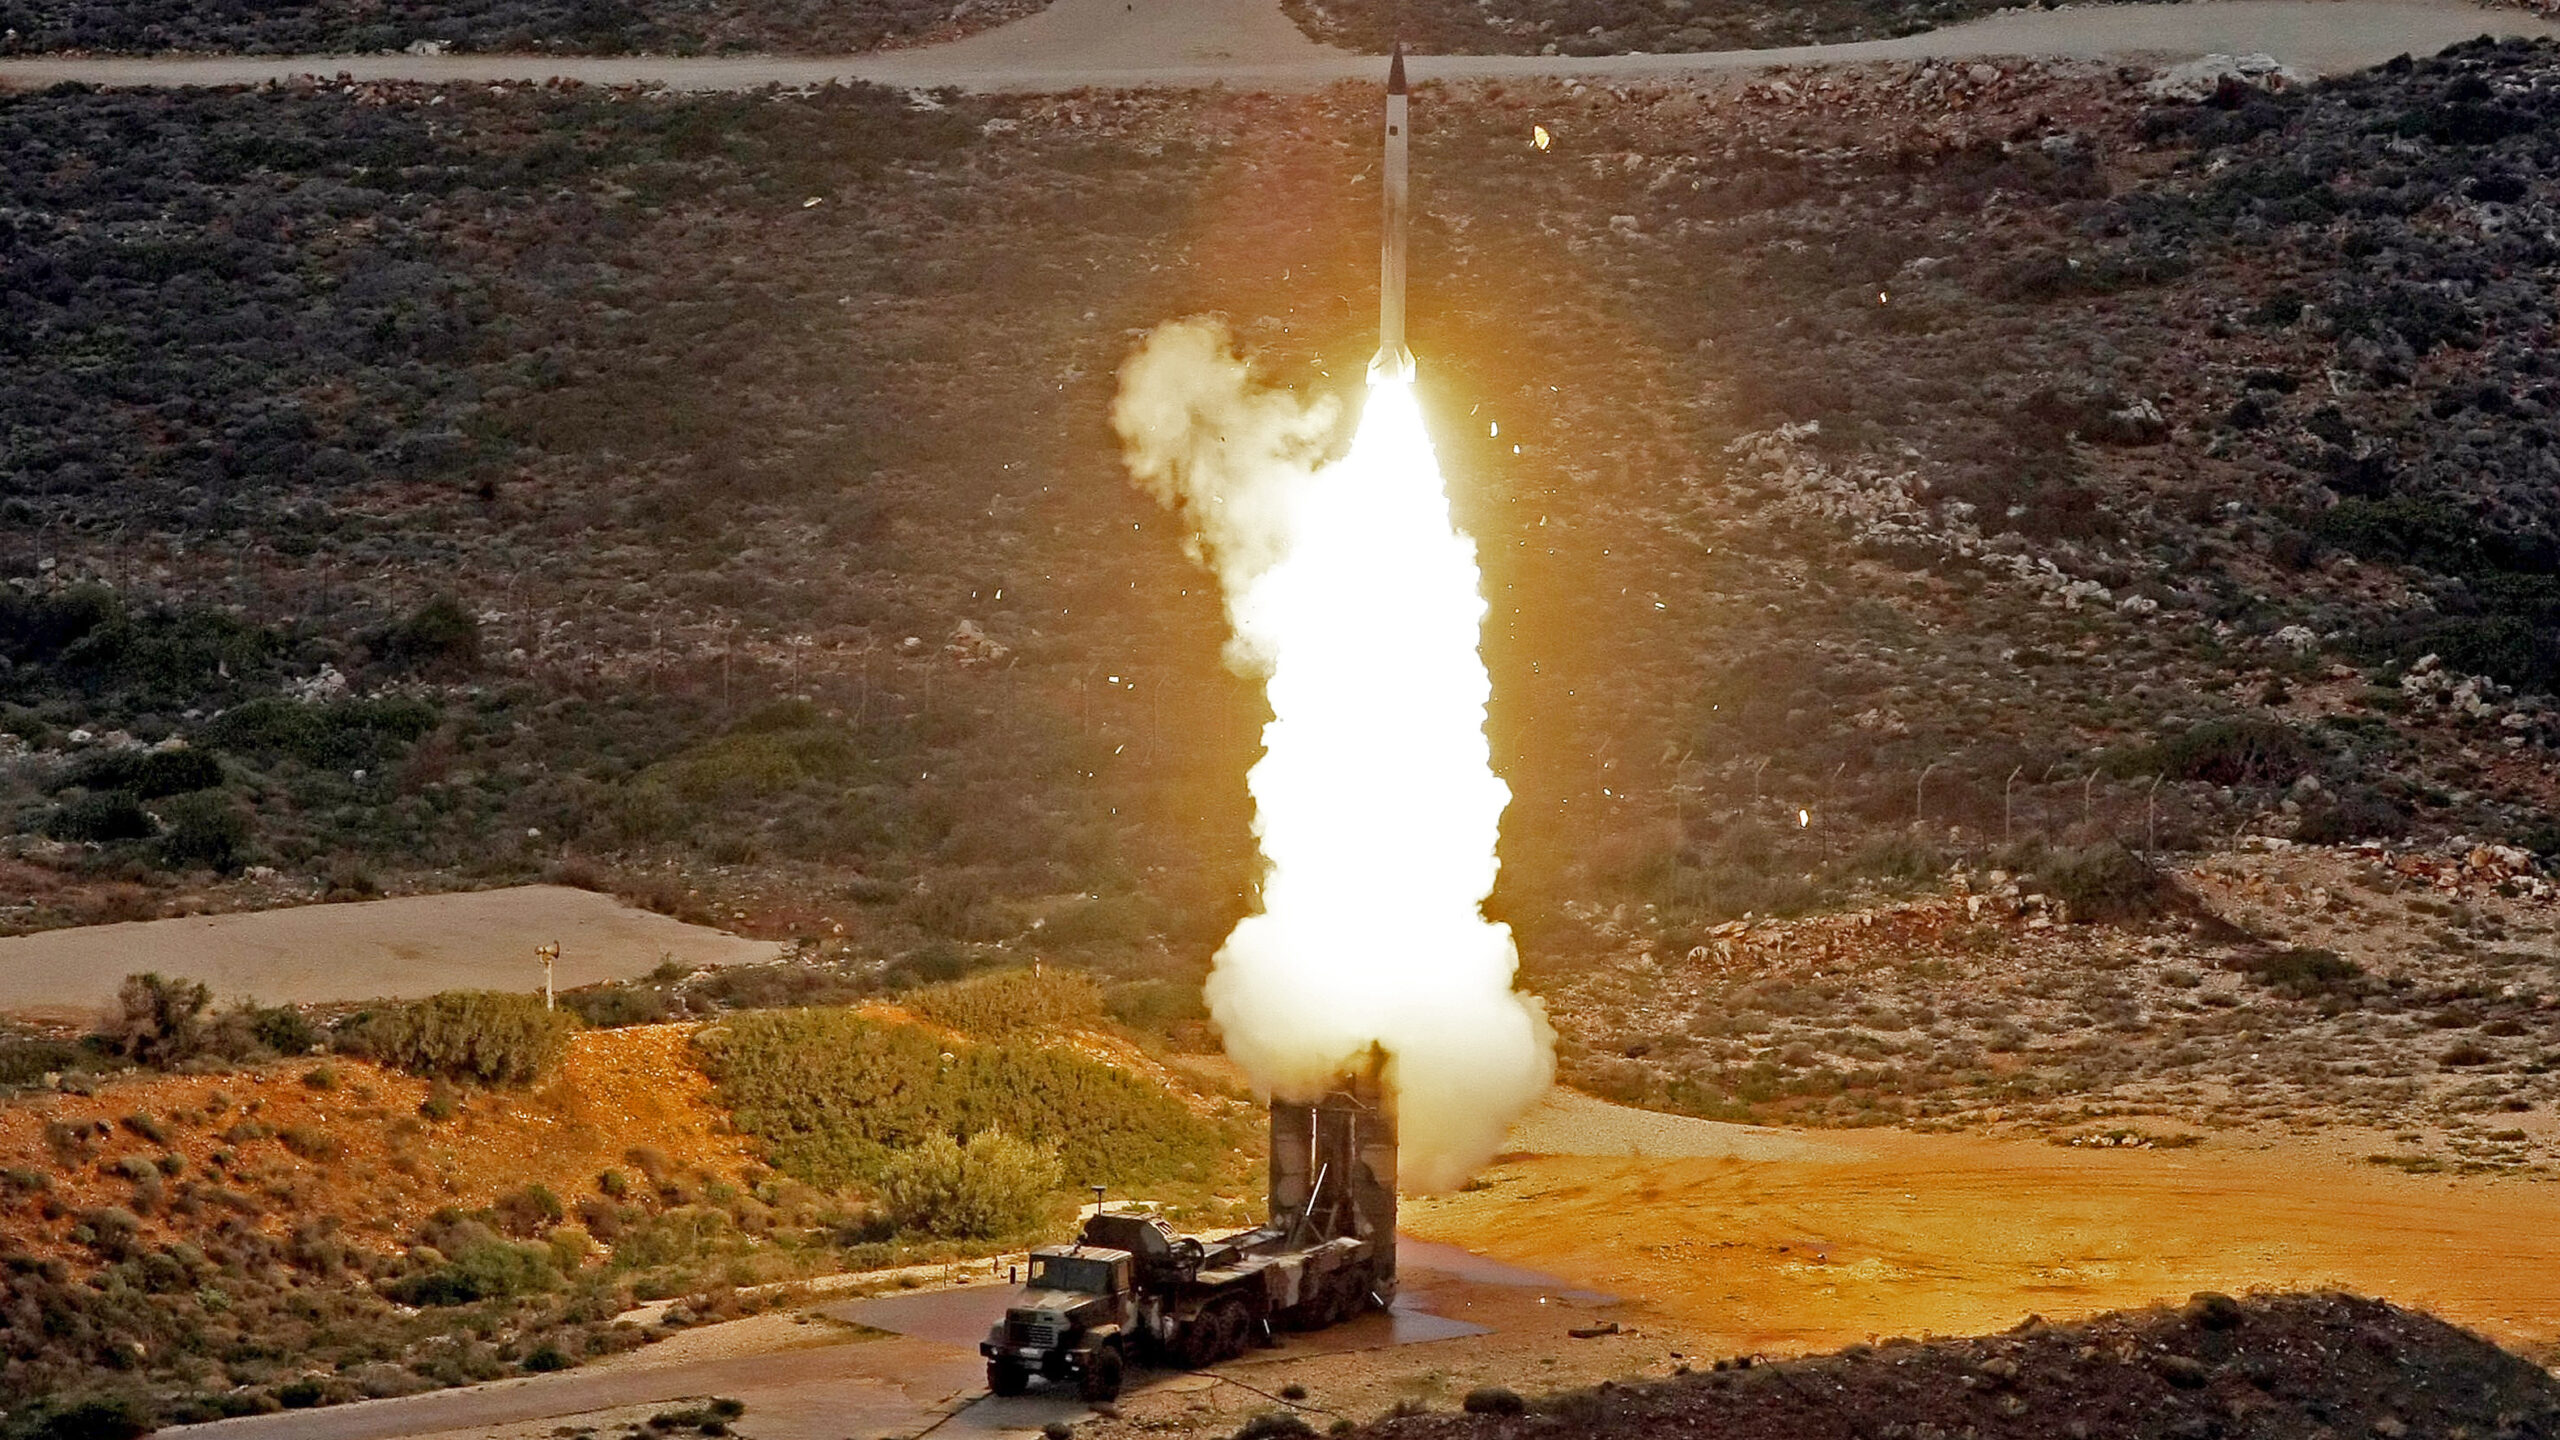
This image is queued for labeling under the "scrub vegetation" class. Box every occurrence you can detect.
[691,1005,1239,1192]
[8,48,2560,1111]
[0,974,1246,1436]
[3,34,2560,1440]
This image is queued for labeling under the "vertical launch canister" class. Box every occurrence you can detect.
[1370,44,1416,383]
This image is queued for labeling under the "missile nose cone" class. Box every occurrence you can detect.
[1388,42,1407,95]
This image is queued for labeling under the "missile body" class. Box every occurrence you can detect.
[1370,44,1416,383]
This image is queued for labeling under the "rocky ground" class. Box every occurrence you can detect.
[1282,0,2089,55]
[1333,1292,2560,1440]
[1547,838,2560,1168]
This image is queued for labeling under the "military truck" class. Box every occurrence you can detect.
[980,1074,1397,1401]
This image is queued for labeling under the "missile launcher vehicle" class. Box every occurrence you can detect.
[980,1072,1397,1401]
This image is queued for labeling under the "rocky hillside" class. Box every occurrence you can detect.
[1282,0,2072,55]
[0,974,1252,1437]
[1348,1292,2560,1440]
[5,47,2560,1088]
[1547,838,2560,1171]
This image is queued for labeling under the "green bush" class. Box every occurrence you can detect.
[158,789,253,872]
[2126,718,2312,787]
[63,747,223,799]
[0,584,122,665]
[233,1002,320,1058]
[200,696,438,770]
[903,968,1102,1039]
[278,1125,341,1162]
[1104,979,1209,1033]
[392,1221,559,1306]
[494,1183,566,1237]
[562,983,679,1029]
[376,595,482,673]
[2235,947,2364,997]
[368,992,577,1086]
[102,973,212,1068]
[0,1036,88,1087]
[693,1009,1226,1193]
[1844,833,1947,885]
[2034,842,2174,923]
[875,1129,1061,1238]
[45,792,155,843]
[18,1391,155,1440]
[1038,893,1153,945]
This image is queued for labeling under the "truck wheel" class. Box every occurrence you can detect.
[1321,1274,1358,1326]
[1175,1315,1222,1369]
[987,1361,1030,1398]
[1078,1347,1125,1403]
[1210,1300,1253,1362]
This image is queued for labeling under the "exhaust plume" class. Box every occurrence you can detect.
[1113,318,1553,1192]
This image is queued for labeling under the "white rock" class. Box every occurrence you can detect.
[2145,53,2311,102]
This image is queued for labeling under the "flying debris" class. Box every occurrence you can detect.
[1369,44,1416,384]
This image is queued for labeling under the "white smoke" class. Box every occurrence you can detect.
[1113,318,1554,1193]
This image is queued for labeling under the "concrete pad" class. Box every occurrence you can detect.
[0,885,780,1018]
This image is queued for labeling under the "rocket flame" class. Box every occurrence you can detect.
[1114,319,1554,1192]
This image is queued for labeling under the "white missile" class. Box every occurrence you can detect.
[1369,43,1416,384]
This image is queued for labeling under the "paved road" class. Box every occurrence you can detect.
[0,0,2553,92]
[156,1246,1551,1440]
[160,1334,990,1440]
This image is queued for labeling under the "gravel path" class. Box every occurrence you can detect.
[0,0,2551,92]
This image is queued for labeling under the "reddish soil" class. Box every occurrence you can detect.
[1404,1124,2560,1362]
[0,1025,755,1260]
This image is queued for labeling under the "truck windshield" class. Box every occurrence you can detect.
[1029,1255,1117,1293]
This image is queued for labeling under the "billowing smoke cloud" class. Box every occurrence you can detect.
[1113,318,1553,1193]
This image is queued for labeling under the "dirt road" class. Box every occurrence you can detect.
[0,884,778,1018]
[1412,1107,2560,1358]
[0,0,2551,92]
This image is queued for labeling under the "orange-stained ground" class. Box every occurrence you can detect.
[0,1025,756,1259]
[1403,1120,2560,1362]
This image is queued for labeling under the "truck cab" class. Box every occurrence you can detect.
[981,1246,1136,1400]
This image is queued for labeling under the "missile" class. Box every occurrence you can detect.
[1369,43,1416,384]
